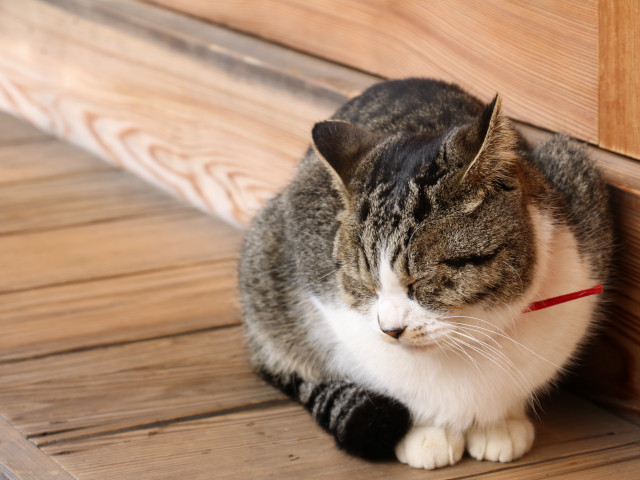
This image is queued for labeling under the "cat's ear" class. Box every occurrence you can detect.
[453,95,519,188]
[311,120,379,192]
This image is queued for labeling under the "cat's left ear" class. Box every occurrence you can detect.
[311,120,379,194]
[452,95,519,188]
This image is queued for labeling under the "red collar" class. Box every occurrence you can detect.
[523,285,603,313]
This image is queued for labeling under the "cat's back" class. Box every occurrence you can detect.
[331,78,484,136]
[529,135,614,276]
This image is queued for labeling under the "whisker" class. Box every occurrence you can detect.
[450,335,533,398]
[427,332,451,359]
[448,322,503,349]
[442,337,483,375]
[442,315,561,369]
[502,260,524,292]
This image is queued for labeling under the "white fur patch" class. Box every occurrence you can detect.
[311,205,597,466]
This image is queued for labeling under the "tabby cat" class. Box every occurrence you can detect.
[239,79,613,469]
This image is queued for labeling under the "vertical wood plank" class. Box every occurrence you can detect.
[599,0,640,158]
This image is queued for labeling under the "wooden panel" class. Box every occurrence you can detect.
[0,212,241,293]
[41,395,640,480]
[148,0,599,143]
[599,0,640,158]
[0,261,239,361]
[569,188,640,417]
[0,140,112,185]
[0,111,49,145]
[0,169,187,234]
[0,328,284,445]
[0,0,357,225]
[0,417,75,480]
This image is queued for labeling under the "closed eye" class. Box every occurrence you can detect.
[440,248,501,268]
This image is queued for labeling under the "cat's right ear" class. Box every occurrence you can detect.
[311,121,379,193]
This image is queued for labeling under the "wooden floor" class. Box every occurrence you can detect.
[0,111,639,479]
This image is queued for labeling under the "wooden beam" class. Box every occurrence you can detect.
[148,0,599,143]
[0,0,371,226]
[599,0,640,158]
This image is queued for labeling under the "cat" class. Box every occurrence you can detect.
[238,78,613,469]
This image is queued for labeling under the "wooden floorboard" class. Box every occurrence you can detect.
[0,260,239,362]
[0,327,284,444]
[0,112,50,145]
[0,140,112,185]
[0,168,187,234]
[1,113,639,479]
[0,416,74,480]
[0,212,240,293]
[40,396,640,480]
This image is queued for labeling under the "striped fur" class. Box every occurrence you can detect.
[239,79,613,468]
[259,370,411,459]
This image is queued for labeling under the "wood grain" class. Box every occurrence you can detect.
[0,0,346,226]
[0,168,187,234]
[148,0,599,143]
[0,139,112,186]
[41,394,640,480]
[480,442,640,480]
[599,0,640,158]
[569,188,640,417]
[0,111,49,145]
[0,212,241,293]
[0,260,239,362]
[0,328,284,445]
[0,416,75,480]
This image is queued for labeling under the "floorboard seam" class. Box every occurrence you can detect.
[0,256,240,298]
[450,440,640,479]
[0,212,169,238]
[0,322,242,365]
[36,398,293,448]
[0,207,203,240]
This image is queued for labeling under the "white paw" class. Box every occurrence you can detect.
[395,425,464,469]
[465,418,535,463]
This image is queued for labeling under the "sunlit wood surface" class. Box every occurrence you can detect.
[0,112,639,479]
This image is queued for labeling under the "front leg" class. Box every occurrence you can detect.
[395,425,465,469]
[465,414,535,463]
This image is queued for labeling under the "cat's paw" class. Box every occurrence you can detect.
[395,425,464,469]
[465,418,535,463]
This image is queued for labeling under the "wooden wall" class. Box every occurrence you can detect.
[0,0,639,418]
[146,0,640,161]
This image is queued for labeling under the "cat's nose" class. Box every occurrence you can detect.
[381,326,405,339]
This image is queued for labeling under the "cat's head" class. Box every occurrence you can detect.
[312,96,544,347]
